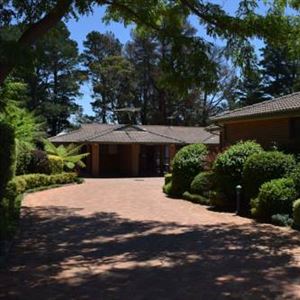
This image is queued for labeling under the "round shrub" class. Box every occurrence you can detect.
[251,178,297,220]
[190,171,214,196]
[171,144,208,197]
[164,173,172,185]
[48,155,64,174]
[213,141,263,206]
[289,164,300,193]
[28,150,51,174]
[243,151,296,202]
[293,199,300,228]
[16,142,32,175]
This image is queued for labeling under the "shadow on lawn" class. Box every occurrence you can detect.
[1,205,300,299]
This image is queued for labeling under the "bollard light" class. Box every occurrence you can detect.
[236,185,242,215]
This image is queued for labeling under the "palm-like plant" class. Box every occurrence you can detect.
[43,139,89,170]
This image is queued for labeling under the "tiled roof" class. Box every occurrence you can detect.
[50,124,219,145]
[212,92,300,122]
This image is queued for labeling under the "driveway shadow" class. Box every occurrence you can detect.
[1,205,300,299]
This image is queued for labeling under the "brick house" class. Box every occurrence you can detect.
[50,124,219,177]
[212,92,300,151]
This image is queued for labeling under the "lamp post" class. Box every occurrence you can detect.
[236,185,242,215]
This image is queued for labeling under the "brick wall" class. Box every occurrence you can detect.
[222,117,295,149]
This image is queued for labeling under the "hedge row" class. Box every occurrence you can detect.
[163,140,300,229]
[0,172,80,240]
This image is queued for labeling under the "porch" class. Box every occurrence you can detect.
[82,143,177,177]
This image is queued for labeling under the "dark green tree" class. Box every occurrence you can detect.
[16,22,82,135]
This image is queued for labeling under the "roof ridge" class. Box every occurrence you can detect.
[144,128,186,143]
[85,124,121,141]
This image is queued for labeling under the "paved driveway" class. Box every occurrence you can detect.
[1,178,300,299]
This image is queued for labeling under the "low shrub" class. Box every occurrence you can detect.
[48,155,64,174]
[190,171,214,196]
[243,151,296,202]
[271,214,293,227]
[293,199,300,228]
[164,173,172,185]
[170,144,208,197]
[182,191,210,205]
[1,172,80,240]
[289,164,300,193]
[213,141,263,207]
[251,178,297,221]
[16,142,32,175]
[28,150,50,175]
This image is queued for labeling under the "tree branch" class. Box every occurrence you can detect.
[0,0,73,85]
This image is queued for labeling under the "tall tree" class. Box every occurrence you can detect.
[15,22,82,135]
[0,0,288,87]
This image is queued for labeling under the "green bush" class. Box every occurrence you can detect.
[48,155,64,174]
[213,141,263,207]
[28,150,50,174]
[16,142,32,175]
[190,171,214,196]
[251,178,297,221]
[0,121,16,200]
[293,199,300,228]
[1,172,80,239]
[243,151,296,202]
[170,144,208,197]
[182,191,210,205]
[164,173,172,185]
[271,214,293,227]
[289,164,300,193]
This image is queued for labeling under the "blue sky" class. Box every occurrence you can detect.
[66,0,268,115]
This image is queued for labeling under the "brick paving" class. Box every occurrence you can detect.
[1,178,300,299]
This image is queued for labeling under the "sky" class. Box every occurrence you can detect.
[65,0,268,115]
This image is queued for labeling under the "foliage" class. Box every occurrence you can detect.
[289,164,300,193]
[28,150,50,175]
[170,144,208,197]
[243,151,296,202]
[271,214,293,227]
[213,141,263,207]
[251,178,297,221]
[13,22,82,136]
[43,139,89,170]
[190,171,214,196]
[0,121,16,201]
[293,199,300,228]
[15,142,32,175]
[182,191,210,205]
[164,173,172,185]
[1,172,79,239]
[48,155,64,174]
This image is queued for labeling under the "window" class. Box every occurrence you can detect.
[289,118,300,139]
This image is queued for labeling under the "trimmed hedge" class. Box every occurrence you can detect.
[293,199,300,228]
[164,173,172,185]
[289,164,300,193]
[182,191,210,205]
[190,171,213,195]
[16,142,32,175]
[1,172,80,240]
[0,121,16,201]
[48,155,64,174]
[213,141,263,207]
[251,178,297,221]
[243,151,296,203]
[169,144,208,197]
